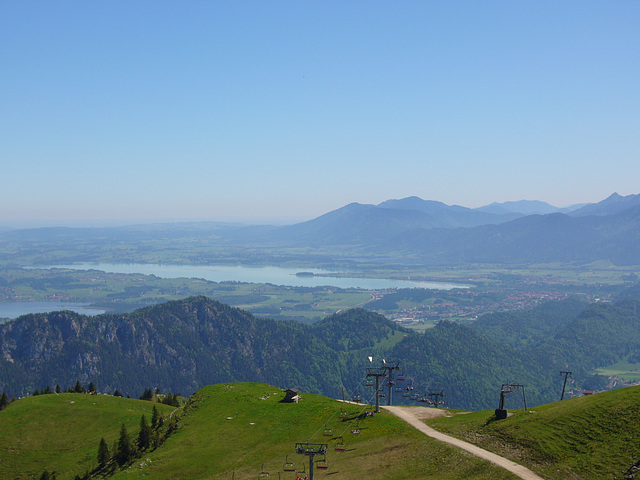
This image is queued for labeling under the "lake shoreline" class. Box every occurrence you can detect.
[34,263,471,291]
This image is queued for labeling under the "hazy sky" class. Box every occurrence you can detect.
[2,2,639,225]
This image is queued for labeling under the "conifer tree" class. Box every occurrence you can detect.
[0,392,9,410]
[55,384,61,394]
[137,414,151,450]
[151,405,159,429]
[88,382,96,394]
[140,388,153,401]
[97,437,110,468]
[116,424,133,466]
[74,380,85,394]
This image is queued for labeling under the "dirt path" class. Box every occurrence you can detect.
[382,406,545,480]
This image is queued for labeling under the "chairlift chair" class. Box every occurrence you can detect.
[283,454,296,472]
[353,394,361,403]
[335,436,346,452]
[405,384,414,396]
[339,409,349,420]
[351,420,361,435]
[258,463,271,480]
[316,454,329,470]
[323,424,333,437]
[394,386,403,393]
[365,379,374,387]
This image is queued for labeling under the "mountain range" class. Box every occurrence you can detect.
[1,192,639,266]
[226,192,640,265]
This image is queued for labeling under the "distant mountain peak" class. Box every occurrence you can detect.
[475,199,560,215]
[603,192,624,203]
[570,192,640,217]
[378,197,448,208]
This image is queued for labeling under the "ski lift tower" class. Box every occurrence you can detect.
[367,360,401,410]
[560,371,572,401]
[366,365,387,413]
[428,389,445,408]
[295,443,327,480]
[495,384,527,420]
[382,361,401,407]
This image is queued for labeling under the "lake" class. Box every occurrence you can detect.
[46,263,469,290]
[0,302,106,320]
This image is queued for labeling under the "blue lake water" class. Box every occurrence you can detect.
[47,263,469,290]
[0,302,106,320]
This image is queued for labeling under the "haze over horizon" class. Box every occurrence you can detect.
[2,2,639,225]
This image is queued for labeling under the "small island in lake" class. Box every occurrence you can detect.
[295,271,315,277]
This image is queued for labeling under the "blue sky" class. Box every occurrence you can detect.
[2,1,639,225]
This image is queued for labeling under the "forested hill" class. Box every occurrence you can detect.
[2,295,640,410]
[0,297,409,401]
[539,296,640,376]
[469,296,590,349]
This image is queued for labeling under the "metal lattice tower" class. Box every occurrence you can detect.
[295,443,328,480]
[366,366,386,413]
[367,361,401,411]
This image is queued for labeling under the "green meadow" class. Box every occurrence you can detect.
[4,383,640,479]
[427,385,640,480]
[2,384,518,480]
[0,393,175,480]
[594,360,640,381]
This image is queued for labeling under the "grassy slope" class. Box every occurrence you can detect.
[111,383,517,480]
[0,393,176,480]
[14,382,640,480]
[427,385,640,480]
